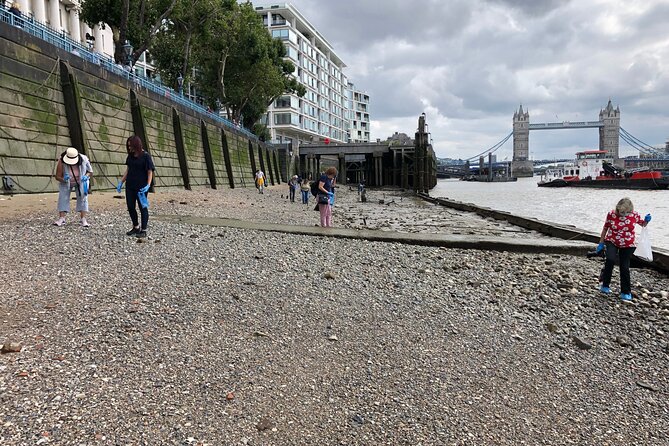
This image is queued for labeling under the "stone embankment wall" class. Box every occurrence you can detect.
[0,22,280,194]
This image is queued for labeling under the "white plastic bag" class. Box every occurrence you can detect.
[635,226,653,262]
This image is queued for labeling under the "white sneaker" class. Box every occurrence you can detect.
[80,218,90,227]
[53,218,66,226]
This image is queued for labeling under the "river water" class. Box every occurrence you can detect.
[431,177,669,250]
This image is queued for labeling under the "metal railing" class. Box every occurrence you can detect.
[0,6,257,140]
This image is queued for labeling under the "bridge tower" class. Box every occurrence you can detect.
[511,104,533,177]
[599,100,620,159]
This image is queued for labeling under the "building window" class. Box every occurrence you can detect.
[271,29,290,40]
[274,113,292,125]
[275,96,291,108]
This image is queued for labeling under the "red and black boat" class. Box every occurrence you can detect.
[538,150,669,190]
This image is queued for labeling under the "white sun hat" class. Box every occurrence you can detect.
[63,147,80,165]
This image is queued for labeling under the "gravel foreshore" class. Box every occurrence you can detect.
[1,186,668,445]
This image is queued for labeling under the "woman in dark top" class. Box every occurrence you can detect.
[317,167,337,227]
[117,135,155,238]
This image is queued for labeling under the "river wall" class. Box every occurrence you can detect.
[0,22,281,194]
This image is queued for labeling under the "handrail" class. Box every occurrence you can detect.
[0,6,258,140]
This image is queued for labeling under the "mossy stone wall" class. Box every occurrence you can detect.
[0,22,279,194]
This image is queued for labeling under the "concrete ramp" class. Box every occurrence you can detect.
[155,214,593,255]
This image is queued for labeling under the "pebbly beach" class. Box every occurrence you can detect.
[1,185,668,445]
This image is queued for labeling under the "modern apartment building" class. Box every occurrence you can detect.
[255,2,369,145]
[349,82,370,143]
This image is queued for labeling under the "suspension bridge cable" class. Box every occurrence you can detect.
[619,127,658,151]
[619,132,653,155]
[464,131,512,161]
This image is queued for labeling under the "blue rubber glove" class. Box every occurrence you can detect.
[81,176,89,195]
[116,181,123,193]
[596,242,605,254]
[644,213,651,223]
[139,184,150,194]
[137,191,149,209]
[63,173,70,183]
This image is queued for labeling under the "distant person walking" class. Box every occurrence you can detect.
[596,197,651,301]
[53,147,93,227]
[255,170,265,194]
[288,175,299,202]
[300,178,310,204]
[317,167,337,227]
[117,135,155,238]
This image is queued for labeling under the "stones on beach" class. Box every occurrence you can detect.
[256,417,274,431]
[1,342,22,353]
[615,335,632,347]
[545,322,559,333]
[636,381,659,392]
[572,336,593,350]
[324,271,336,280]
[1,187,669,445]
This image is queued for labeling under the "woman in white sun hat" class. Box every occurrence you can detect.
[53,147,93,227]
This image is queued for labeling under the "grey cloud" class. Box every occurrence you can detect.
[275,0,669,157]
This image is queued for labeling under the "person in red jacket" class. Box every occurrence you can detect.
[596,197,651,301]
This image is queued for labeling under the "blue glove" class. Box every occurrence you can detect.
[596,242,605,254]
[644,213,651,223]
[137,191,149,209]
[63,173,70,183]
[139,184,150,194]
[116,181,123,193]
[81,176,89,195]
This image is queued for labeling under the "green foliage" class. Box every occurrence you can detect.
[149,1,304,136]
[80,0,178,64]
[84,0,306,139]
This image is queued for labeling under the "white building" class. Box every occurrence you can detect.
[7,0,114,58]
[5,0,158,79]
[348,82,370,143]
[255,2,368,145]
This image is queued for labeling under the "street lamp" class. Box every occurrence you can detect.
[122,40,133,71]
[176,73,184,95]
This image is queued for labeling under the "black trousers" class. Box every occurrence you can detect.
[601,242,635,294]
[289,187,295,202]
[126,188,149,230]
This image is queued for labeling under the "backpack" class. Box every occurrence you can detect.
[310,179,321,197]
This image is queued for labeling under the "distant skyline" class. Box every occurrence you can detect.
[278,0,669,160]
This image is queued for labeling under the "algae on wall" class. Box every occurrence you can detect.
[1,21,266,194]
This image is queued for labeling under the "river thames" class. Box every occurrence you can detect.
[431,177,669,250]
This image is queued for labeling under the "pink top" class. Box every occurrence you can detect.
[604,210,643,248]
[66,164,80,187]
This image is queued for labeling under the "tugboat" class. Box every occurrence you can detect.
[538,150,669,190]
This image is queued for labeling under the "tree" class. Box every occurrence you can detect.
[149,0,221,89]
[80,0,178,65]
[193,1,305,126]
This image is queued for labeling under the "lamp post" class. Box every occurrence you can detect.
[122,40,133,71]
[177,73,184,96]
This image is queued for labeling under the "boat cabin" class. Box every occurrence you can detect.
[575,150,613,179]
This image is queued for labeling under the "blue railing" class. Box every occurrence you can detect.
[0,6,257,140]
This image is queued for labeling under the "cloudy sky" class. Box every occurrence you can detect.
[282,0,669,160]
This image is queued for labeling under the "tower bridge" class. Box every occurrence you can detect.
[511,100,620,177]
